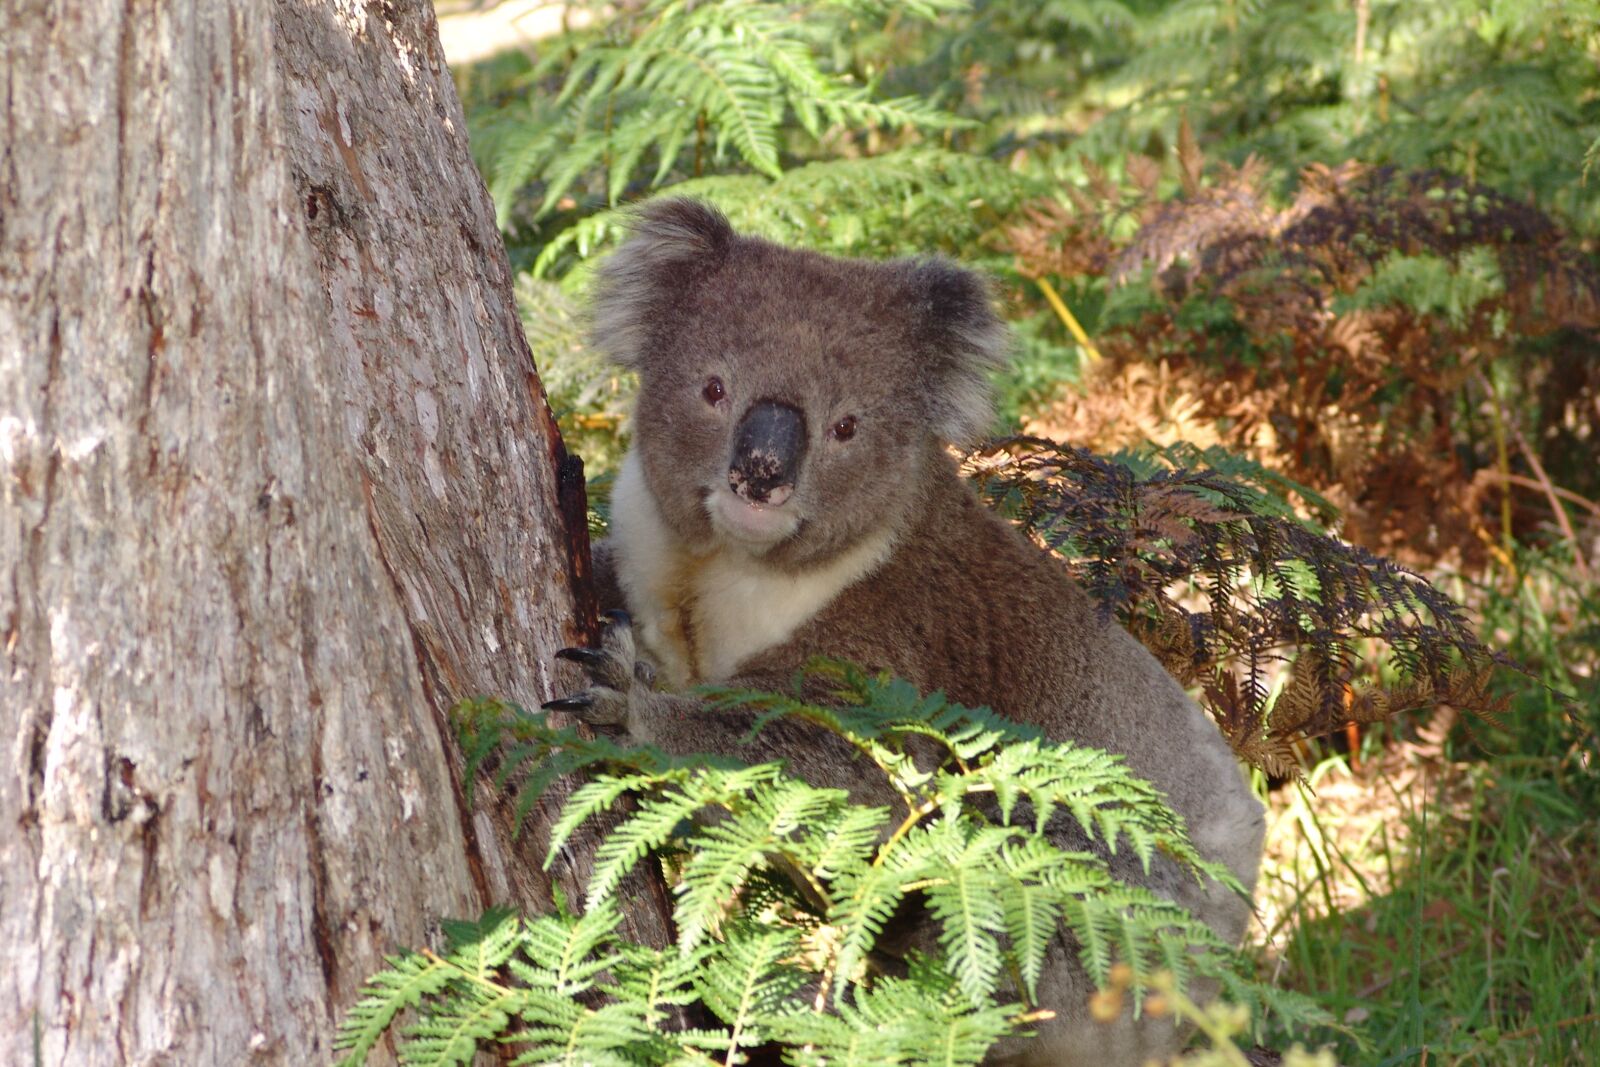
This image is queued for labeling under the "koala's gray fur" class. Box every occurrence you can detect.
[549,199,1265,1066]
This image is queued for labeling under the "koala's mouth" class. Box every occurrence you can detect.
[705,485,802,549]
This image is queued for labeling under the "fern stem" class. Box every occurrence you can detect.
[768,851,833,913]
[1478,371,1517,579]
[1487,471,1600,519]
[1510,418,1593,584]
[1004,956,1036,1011]
[814,797,937,1003]
[695,109,706,178]
[603,94,615,201]
[879,800,937,860]
[1353,0,1369,67]
[1034,277,1102,363]
[420,947,512,996]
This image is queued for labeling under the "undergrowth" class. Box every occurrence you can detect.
[1009,147,1600,568]
[336,664,1330,1065]
[1253,548,1600,1063]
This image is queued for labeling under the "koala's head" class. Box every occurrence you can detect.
[592,199,1008,569]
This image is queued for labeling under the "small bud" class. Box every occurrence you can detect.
[1089,989,1123,1023]
[1143,994,1170,1018]
[1108,962,1134,989]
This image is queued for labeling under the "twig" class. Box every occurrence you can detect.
[1511,422,1594,584]
[1034,276,1103,363]
[1476,369,1593,583]
[1480,470,1600,519]
[1500,1011,1600,1042]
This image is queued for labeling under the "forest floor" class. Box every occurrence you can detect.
[1258,737,1599,1062]
[1252,555,1600,1063]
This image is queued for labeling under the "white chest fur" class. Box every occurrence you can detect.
[609,450,894,686]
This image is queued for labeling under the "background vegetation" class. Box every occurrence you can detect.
[435,1,1597,1062]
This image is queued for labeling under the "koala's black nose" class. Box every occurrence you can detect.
[729,400,805,506]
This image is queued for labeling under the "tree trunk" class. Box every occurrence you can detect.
[0,2,662,1062]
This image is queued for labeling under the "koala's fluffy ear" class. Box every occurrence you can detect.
[902,258,1010,446]
[591,198,734,368]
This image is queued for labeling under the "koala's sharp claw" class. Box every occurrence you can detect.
[556,646,608,670]
[556,640,631,689]
[544,610,651,726]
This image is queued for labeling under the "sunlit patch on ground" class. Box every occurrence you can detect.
[1250,709,1600,1063]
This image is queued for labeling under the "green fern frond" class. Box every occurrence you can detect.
[808,803,889,880]
[584,787,719,908]
[403,990,526,1067]
[516,900,629,996]
[918,821,1012,1003]
[480,0,968,227]
[354,669,1329,1064]
[612,939,711,1029]
[1339,248,1505,329]
[334,952,467,1065]
[769,958,1017,1067]
[692,924,809,1057]
[531,148,1038,280]
[826,837,929,1002]
[674,777,851,947]
[995,840,1071,999]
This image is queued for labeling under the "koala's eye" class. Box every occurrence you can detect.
[829,415,857,442]
[701,376,726,406]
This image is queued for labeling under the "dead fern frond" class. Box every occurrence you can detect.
[966,436,1516,774]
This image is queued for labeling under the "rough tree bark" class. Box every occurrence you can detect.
[0,2,666,1062]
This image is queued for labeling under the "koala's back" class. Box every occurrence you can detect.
[725,459,1264,1065]
[593,453,1263,1064]
[734,456,1260,869]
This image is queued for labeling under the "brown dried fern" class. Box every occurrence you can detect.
[1006,153,1600,569]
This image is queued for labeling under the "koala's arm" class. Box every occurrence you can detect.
[546,612,889,802]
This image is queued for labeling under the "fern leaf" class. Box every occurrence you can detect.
[518,899,629,996]
[827,847,927,1003]
[585,789,706,909]
[334,953,462,1065]
[675,778,851,948]
[402,990,525,1067]
[694,925,808,1056]
[769,962,1016,1066]
[926,869,1008,1005]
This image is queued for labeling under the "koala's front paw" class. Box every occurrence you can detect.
[543,610,657,730]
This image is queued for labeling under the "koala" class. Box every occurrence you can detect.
[545,199,1265,1066]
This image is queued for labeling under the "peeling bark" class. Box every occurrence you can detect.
[0,2,654,1062]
